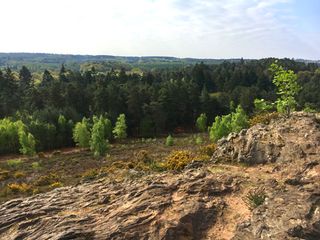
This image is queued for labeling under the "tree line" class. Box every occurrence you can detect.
[0,58,319,154]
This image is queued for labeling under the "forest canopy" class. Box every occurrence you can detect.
[0,57,319,154]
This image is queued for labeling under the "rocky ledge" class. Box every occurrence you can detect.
[0,112,319,240]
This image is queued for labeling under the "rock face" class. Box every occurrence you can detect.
[212,112,320,165]
[0,112,320,240]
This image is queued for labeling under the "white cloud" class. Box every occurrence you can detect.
[0,0,319,59]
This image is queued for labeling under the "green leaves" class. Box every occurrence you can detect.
[90,116,109,157]
[113,114,127,139]
[73,118,90,148]
[269,62,301,116]
[196,113,207,132]
[209,105,248,142]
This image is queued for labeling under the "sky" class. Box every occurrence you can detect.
[0,0,319,59]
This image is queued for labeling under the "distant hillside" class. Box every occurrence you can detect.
[0,52,243,72]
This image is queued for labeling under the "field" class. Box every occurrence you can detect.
[0,133,214,203]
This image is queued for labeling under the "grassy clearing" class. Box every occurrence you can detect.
[0,133,214,203]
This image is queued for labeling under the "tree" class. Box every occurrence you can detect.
[269,62,301,116]
[41,69,54,86]
[166,134,174,146]
[196,113,207,132]
[90,116,108,157]
[73,118,90,148]
[231,105,249,133]
[113,114,127,139]
[18,127,36,156]
[209,114,232,142]
[19,66,32,89]
[253,99,273,113]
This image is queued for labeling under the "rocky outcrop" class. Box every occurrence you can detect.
[0,112,319,239]
[212,112,320,165]
[0,170,242,240]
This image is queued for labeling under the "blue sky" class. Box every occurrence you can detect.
[0,0,319,59]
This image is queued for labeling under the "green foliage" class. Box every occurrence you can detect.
[196,113,207,132]
[269,62,301,116]
[209,105,248,142]
[31,162,41,170]
[195,136,203,145]
[7,159,23,169]
[209,115,232,142]
[28,120,57,151]
[113,114,127,139]
[165,134,174,146]
[230,105,249,133]
[244,188,266,209]
[90,116,109,157]
[18,128,36,156]
[73,117,90,148]
[254,99,273,113]
[0,118,21,154]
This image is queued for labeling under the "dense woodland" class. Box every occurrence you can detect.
[0,57,320,154]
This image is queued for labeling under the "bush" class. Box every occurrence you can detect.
[113,114,127,139]
[254,99,273,113]
[195,136,203,145]
[209,115,232,142]
[164,150,194,170]
[18,128,36,156]
[196,113,207,132]
[209,105,248,142]
[0,118,21,154]
[244,188,266,209]
[230,105,249,133]
[8,183,32,193]
[7,159,23,169]
[165,134,174,146]
[249,112,280,127]
[200,144,217,156]
[73,117,91,148]
[34,173,60,186]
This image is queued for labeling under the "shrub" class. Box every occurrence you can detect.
[18,128,36,156]
[200,144,217,156]
[244,188,266,209]
[231,105,249,133]
[82,169,99,181]
[13,171,25,178]
[50,182,63,189]
[34,173,60,186]
[8,183,32,193]
[209,105,249,142]
[196,113,207,132]
[249,112,280,127]
[113,114,127,139]
[254,99,273,113]
[209,115,232,142]
[0,118,21,154]
[195,136,203,145]
[165,134,174,146]
[31,162,41,170]
[164,150,194,170]
[134,150,152,164]
[73,117,91,148]
[7,159,23,169]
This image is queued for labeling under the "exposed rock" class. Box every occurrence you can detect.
[212,112,320,165]
[0,112,319,239]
